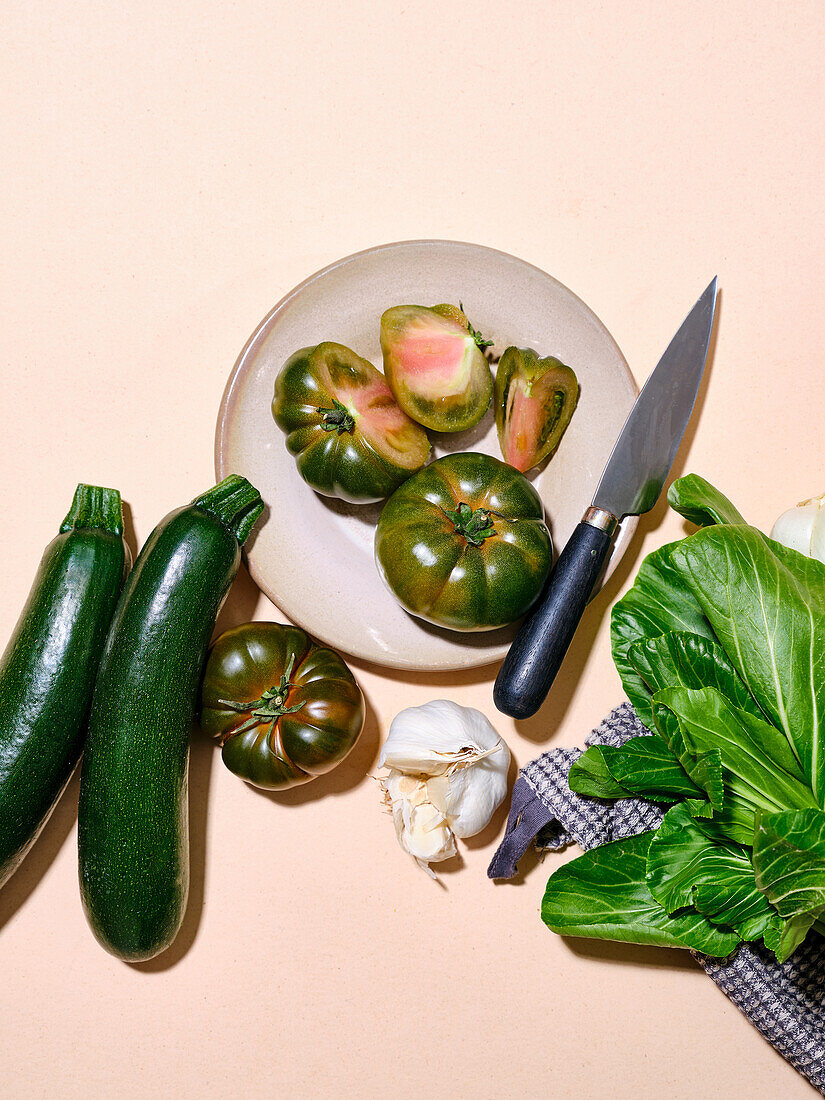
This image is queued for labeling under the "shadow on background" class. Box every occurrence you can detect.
[0,770,80,935]
[119,498,140,567]
[214,559,262,637]
[564,935,700,972]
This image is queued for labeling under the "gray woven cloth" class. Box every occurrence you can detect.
[489,702,825,1094]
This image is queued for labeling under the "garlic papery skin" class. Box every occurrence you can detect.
[771,493,825,562]
[379,700,511,876]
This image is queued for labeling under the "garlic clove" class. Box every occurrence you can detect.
[381,769,410,844]
[425,773,450,816]
[380,768,456,871]
[403,801,456,864]
[442,742,510,837]
[396,774,419,795]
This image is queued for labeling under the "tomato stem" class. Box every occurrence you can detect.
[441,502,497,546]
[319,399,356,434]
[217,653,305,732]
[459,301,494,350]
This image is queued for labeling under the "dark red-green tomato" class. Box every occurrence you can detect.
[495,347,579,473]
[374,452,553,632]
[272,342,431,504]
[199,623,364,790]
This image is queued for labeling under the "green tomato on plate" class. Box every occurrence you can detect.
[375,452,553,632]
[272,342,431,504]
[379,304,493,433]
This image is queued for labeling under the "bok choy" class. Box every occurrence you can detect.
[542,474,825,962]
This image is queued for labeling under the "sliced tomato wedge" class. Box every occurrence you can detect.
[495,347,579,473]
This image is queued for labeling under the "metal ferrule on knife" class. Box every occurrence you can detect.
[582,506,618,536]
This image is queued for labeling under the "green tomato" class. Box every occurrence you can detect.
[199,622,364,790]
[375,452,553,631]
[380,304,493,432]
[495,347,579,473]
[272,342,431,504]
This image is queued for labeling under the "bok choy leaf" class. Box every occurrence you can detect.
[541,831,740,955]
[655,687,817,826]
[628,631,764,721]
[646,804,781,945]
[568,735,705,804]
[753,808,825,920]
[666,473,747,528]
[671,526,825,803]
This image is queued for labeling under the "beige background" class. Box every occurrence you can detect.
[0,2,821,1097]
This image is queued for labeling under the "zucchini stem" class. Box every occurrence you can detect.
[61,484,124,535]
[194,475,264,545]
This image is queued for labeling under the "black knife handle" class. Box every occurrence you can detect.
[493,513,616,719]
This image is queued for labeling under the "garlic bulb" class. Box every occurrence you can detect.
[771,493,825,562]
[378,699,511,877]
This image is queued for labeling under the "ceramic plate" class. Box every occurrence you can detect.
[216,240,638,671]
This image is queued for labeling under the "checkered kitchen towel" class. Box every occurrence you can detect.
[489,703,825,1095]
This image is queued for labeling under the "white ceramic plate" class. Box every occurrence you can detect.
[216,240,638,671]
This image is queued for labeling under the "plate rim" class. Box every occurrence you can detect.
[215,238,639,672]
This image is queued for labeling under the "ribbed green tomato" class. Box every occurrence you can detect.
[375,452,553,632]
[199,623,364,790]
[380,304,493,432]
[272,342,431,504]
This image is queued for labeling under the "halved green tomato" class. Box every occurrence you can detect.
[272,342,431,503]
[495,347,579,473]
[199,622,364,790]
[380,304,493,433]
[375,452,552,632]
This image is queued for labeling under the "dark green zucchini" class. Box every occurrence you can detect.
[77,475,263,962]
[0,484,127,886]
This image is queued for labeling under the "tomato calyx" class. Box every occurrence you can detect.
[459,302,494,350]
[318,399,356,434]
[441,502,498,547]
[217,654,305,741]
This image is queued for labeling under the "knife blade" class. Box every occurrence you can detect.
[493,278,718,720]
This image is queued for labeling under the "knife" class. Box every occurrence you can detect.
[493,277,718,720]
